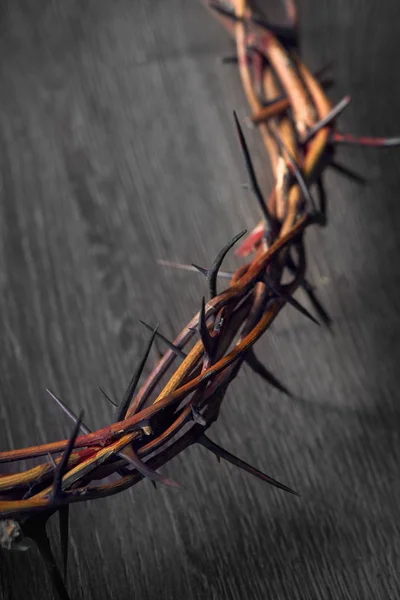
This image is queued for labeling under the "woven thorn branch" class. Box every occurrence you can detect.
[1,1,399,598]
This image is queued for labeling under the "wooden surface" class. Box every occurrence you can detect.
[1,1,400,598]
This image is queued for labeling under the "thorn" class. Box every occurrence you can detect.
[207,230,247,299]
[329,161,367,185]
[58,506,70,580]
[233,111,276,232]
[191,263,209,277]
[302,284,333,330]
[332,132,400,147]
[47,393,132,480]
[191,406,207,426]
[197,435,299,495]
[119,448,180,489]
[115,325,158,421]
[23,517,71,600]
[151,481,157,490]
[47,452,57,469]
[315,178,327,226]
[98,386,118,408]
[198,297,214,359]
[52,412,84,499]
[139,320,187,360]
[244,348,293,397]
[302,96,351,144]
[157,259,233,279]
[46,389,91,435]
[266,278,320,326]
[272,129,317,214]
[286,254,332,329]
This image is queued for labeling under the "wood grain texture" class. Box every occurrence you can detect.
[1,1,400,598]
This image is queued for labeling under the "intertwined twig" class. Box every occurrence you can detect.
[1,2,399,598]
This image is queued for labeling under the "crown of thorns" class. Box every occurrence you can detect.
[1,2,398,599]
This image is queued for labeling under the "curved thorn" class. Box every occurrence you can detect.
[98,386,118,408]
[197,435,299,496]
[198,297,214,359]
[115,325,159,421]
[208,230,247,299]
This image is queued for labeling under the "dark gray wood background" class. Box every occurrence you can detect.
[1,1,400,598]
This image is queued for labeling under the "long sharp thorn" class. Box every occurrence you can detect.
[331,132,400,147]
[157,259,233,279]
[273,130,317,214]
[98,386,118,408]
[115,325,158,421]
[302,96,351,144]
[302,285,333,330]
[286,255,332,329]
[24,520,71,600]
[197,435,299,496]
[267,278,320,325]
[52,412,84,499]
[208,230,247,299]
[46,389,91,435]
[286,295,320,325]
[119,448,180,488]
[139,320,187,359]
[199,297,214,359]
[244,349,293,397]
[58,506,70,580]
[329,161,367,185]
[233,111,275,228]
